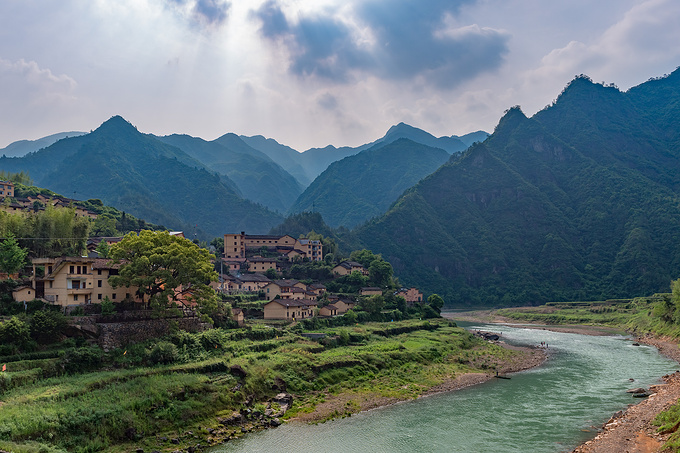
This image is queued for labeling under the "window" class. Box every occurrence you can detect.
[73,294,78,301]
[112,294,116,300]
[98,294,102,300]
[70,265,74,273]
[49,282,52,288]
[97,269,102,275]
[98,280,102,287]
[126,293,130,299]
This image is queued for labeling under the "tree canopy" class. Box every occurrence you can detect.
[109,230,218,317]
[0,235,28,275]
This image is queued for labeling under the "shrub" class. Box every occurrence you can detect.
[0,316,32,351]
[62,346,103,374]
[100,297,116,316]
[149,341,178,365]
[30,310,67,344]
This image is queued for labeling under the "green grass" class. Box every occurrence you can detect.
[0,318,524,452]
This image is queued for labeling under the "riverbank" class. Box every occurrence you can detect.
[289,341,546,424]
[447,308,680,453]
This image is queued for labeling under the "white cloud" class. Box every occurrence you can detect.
[0,0,678,151]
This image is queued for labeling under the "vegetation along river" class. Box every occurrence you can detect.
[211,323,678,452]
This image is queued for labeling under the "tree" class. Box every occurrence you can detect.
[427,294,445,315]
[350,249,380,268]
[0,235,28,276]
[109,230,218,317]
[361,294,385,317]
[95,240,111,259]
[264,267,279,279]
[369,259,393,288]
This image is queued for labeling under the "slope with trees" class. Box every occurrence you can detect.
[157,133,304,212]
[288,139,450,228]
[351,68,680,306]
[0,116,283,239]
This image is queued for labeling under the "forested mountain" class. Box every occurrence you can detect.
[352,68,680,306]
[0,131,85,158]
[241,123,486,184]
[156,133,303,212]
[0,116,283,238]
[289,139,450,228]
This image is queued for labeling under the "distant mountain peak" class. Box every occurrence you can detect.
[94,115,139,136]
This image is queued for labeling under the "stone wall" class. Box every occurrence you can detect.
[98,317,210,351]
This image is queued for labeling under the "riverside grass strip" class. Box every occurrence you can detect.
[0,319,523,453]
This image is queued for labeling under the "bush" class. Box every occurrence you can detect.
[62,347,103,374]
[100,297,116,316]
[149,341,178,365]
[30,310,67,344]
[0,316,32,351]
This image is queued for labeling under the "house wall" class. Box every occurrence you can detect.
[224,233,246,259]
[12,287,34,302]
[0,181,14,198]
[263,302,289,319]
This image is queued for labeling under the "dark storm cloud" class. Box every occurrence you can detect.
[252,0,510,87]
[167,0,231,27]
[253,1,372,81]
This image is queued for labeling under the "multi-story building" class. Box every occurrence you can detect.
[223,232,322,261]
[30,257,143,307]
[0,180,15,198]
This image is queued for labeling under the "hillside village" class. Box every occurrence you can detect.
[0,181,434,351]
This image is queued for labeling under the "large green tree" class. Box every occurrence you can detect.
[109,230,218,317]
[0,235,28,275]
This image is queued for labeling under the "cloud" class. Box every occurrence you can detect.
[252,0,510,88]
[0,58,77,104]
[524,0,680,93]
[165,0,231,27]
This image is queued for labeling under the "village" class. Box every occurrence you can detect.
[2,177,428,330]
[10,230,425,323]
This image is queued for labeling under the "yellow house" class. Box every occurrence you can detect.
[396,287,424,306]
[12,286,35,303]
[0,180,15,198]
[263,299,317,320]
[223,232,296,259]
[262,279,308,301]
[31,257,142,307]
[231,308,245,326]
[334,299,356,314]
[333,261,368,276]
[293,238,323,261]
[248,257,279,273]
[319,304,338,317]
[360,287,382,296]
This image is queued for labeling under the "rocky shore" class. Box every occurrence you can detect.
[446,311,680,453]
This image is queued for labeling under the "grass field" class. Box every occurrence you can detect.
[0,318,521,453]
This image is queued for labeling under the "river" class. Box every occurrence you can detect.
[211,323,678,452]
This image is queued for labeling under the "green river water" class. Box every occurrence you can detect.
[212,323,678,452]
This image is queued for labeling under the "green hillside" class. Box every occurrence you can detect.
[0,116,283,238]
[288,139,450,228]
[352,69,680,306]
[157,133,303,213]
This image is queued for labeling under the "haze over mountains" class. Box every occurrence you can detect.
[0,116,484,237]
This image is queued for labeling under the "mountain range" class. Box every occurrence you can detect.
[351,68,680,305]
[3,67,678,307]
[0,116,484,238]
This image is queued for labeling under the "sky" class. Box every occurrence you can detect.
[1,0,679,151]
